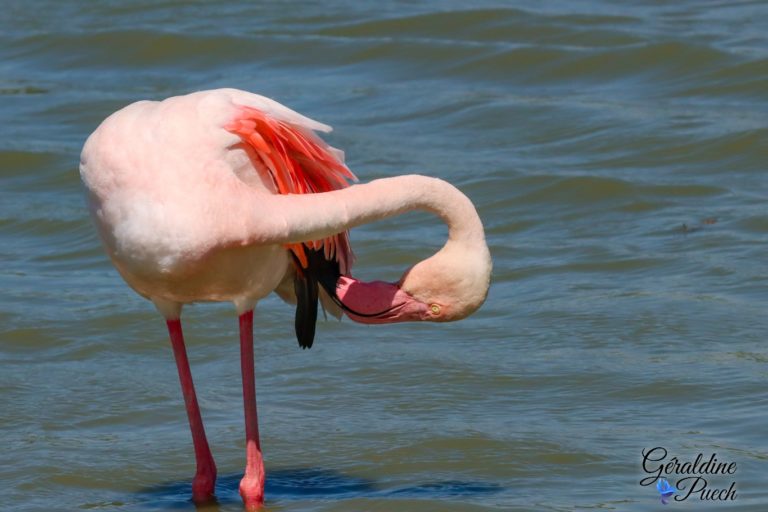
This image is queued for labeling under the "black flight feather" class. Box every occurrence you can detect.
[293,260,318,349]
[292,247,343,349]
[305,248,343,298]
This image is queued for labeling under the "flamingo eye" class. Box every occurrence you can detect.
[429,304,441,315]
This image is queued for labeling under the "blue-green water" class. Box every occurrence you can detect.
[1,1,766,511]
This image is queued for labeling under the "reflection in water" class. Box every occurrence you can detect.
[137,468,502,509]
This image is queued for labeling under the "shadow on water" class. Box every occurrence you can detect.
[136,468,502,509]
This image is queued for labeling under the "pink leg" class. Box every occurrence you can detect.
[166,319,217,502]
[238,310,265,510]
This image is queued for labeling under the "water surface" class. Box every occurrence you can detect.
[1,1,767,510]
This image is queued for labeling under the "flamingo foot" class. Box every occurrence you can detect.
[191,462,217,503]
[239,463,265,510]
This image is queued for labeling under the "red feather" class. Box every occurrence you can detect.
[226,106,356,274]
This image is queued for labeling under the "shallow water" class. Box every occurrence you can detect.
[1,1,767,510]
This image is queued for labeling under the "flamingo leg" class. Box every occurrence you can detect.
[238,310,265,509]
[166,319,217,502]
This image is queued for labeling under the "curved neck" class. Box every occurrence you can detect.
[257,175,485,247]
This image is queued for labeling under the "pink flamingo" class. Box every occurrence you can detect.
[79,88,491,510]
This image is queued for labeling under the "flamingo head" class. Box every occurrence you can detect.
[336,240,491,324]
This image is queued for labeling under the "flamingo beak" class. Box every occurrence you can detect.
[334,276,432,324]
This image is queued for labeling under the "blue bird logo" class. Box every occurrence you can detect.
[656,478,675,504]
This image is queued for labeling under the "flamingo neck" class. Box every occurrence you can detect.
[262,174,485,248]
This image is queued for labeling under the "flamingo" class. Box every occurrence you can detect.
[79,88,491,510]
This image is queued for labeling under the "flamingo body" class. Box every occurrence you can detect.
[80,88,492,510]
[81,89,350,311]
